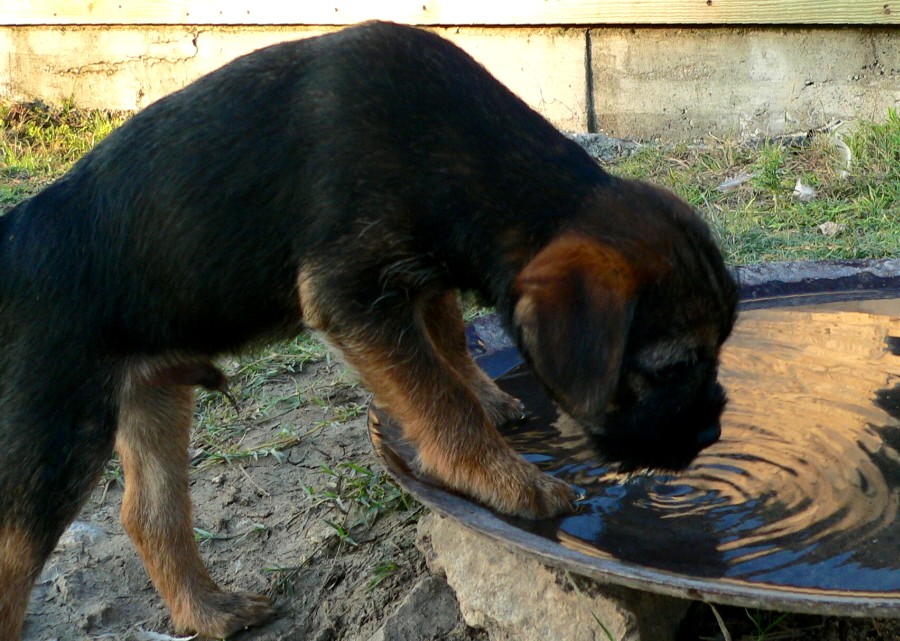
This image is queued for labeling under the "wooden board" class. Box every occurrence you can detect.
[3,0,898,26]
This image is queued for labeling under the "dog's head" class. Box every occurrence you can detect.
[512,180,738,471]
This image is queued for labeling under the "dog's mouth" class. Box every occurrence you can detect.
[587,379,727,472]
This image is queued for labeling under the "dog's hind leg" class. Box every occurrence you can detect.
[421,291,527,426]
[0,376,118,640]
[0,525,42,640]
[115,376,275,638]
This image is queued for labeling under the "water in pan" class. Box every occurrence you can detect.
[496,299,900,591]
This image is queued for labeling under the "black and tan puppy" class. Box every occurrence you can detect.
[0,22,737,639]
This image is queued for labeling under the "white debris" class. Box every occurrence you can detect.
[831,134,853,178]
[716,172,753,193]
[818,221,847,237]
[131,629,197,641]
[793,178,817,201]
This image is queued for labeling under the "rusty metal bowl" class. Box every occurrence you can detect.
[369,260,900,617]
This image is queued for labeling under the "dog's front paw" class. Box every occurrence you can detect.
[437,452,574,520]
[478,386,528,426]
[173,590,276,639]
[415,419,573,520]
[486,459,575,520]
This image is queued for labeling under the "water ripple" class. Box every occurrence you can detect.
[500,302,900,592]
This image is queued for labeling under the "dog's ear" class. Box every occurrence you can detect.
[513,234,637,421]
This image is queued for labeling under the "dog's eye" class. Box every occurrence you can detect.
[636,343,699,371]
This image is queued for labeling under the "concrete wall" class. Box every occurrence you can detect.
[1,25,897,140]
[590,27,899,139]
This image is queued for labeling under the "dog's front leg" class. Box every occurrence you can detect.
[303,284,573,519]
[419,290,528,427]
[115,380,275,638]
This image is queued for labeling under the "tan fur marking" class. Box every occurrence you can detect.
[116,375,274,637]
[512,233,640,421]
[515,233,640,300]
[297,268,324,330]
[0,526,40,640]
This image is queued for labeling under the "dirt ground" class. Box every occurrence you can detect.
[21,344,900,641]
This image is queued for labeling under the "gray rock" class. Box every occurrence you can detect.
[734,258,900,290]
[369,575,465,641]
[566,132,639,162]
[417,514,689,641]
[58,521,106,549]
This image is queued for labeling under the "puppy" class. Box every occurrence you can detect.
[0,21,737,639]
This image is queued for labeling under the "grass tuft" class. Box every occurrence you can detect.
[606,110,900,264]
[304,462,413,530]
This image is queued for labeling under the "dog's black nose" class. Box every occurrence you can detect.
[696,424,721,449]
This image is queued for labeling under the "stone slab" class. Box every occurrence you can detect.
[417,513,691,641]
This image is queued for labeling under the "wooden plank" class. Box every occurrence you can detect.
[2,0,898,26]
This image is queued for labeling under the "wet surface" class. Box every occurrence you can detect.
[498,303,900,590]
[370,296,900,615]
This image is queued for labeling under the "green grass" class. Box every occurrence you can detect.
[744,609,792,640]
[369,559,401,588]
[1,101,127,211]
[0,100,126,178]
[185,333,351,470]
[303,462,414,531]
[606,109,900,264]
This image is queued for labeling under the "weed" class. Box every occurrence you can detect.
[322,520,359,546]
[309,462,413,528]
[745,609,791,640]
[100,455,124,489]
[565,571,617,641]
[369,560,400,588]
[264,563,314,598]
[193,522,268,545]
[750,144,788,204]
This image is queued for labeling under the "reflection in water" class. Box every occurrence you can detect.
[497,302,900,592]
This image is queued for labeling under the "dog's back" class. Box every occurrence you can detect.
[4,22,597,357]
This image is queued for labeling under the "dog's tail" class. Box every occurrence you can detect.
[129,359,239,411]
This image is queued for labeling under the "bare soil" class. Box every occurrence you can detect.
[21,348,900,641]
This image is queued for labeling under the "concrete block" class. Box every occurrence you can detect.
[589,27,900,140]
[0,25,587,130]
[437,27,588,131]
[417,513,690,641]
[0,26,332,111]
[2,24,895,140]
